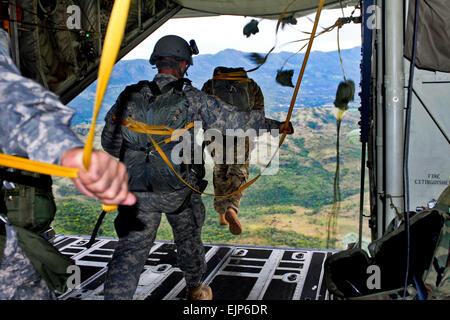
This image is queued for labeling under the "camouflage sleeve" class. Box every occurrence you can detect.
[101,102,124,158]
[186,86,283,134]
[0,29,83,165]
[248,79,265,111]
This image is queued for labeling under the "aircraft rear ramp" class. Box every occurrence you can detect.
[52,235,335,300]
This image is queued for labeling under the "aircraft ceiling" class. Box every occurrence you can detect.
[173,0,359,19]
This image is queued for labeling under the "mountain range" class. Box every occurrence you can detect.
[68,47,362,124]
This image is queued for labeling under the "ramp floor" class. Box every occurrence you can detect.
[52,235,335,300]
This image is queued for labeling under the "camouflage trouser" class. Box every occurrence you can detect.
[104,191,206,300]
[0,222,55,300]
[213,139,250,215]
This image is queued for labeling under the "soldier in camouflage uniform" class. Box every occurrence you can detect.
[101,35,292,300]
[202,73,266,235]
[0,29,135,300]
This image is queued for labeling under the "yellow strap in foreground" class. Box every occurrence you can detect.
[83,0,131,170]
[279,0,325,145]
[0,153,78,178]
[82,0,131,212]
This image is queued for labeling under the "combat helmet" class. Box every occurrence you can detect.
[150,35,198,66]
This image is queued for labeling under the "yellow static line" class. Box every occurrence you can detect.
[82,0,131,170]
[0,153,78,178]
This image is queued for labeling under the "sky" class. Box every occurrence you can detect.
[123,7,361,60]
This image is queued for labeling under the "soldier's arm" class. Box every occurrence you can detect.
[247,80,294,134]
[198,92,289,135]
[0,30,83,164]
[199,79,291,134]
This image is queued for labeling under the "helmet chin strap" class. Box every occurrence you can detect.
[184,64,191,77]
[176,60,191,78]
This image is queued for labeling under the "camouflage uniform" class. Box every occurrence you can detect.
[201,78,265,215]
[0,29,83,299]
[101,73,283,299]
[0,221,55,300]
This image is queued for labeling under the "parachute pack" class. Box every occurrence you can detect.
[0,168,55,234]
[118,78,198,193]
[0,168,72,293]
[144,79,191,193]
[210,67,252,112]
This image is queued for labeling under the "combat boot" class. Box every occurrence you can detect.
[218,213,228,226]
[186,284,213,300]
[225,208,242,235]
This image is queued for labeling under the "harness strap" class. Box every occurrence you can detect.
[212,71,251,83]
[116,117,195,145]
[0,153,78,178]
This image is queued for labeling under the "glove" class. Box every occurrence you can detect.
[280,121,294,135]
